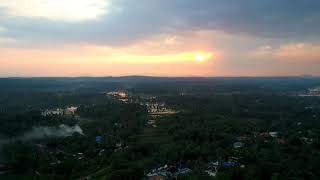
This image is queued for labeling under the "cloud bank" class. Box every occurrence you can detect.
[1,0,320,47]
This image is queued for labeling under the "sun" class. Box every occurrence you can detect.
[193,52,212,62]
[195,54,205,62]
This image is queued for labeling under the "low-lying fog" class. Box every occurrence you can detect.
[0,124,84,146]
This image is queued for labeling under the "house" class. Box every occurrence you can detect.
[41,108,64,116]
[106,91,129,102]
[146,164,192,179]
[98,149,105,156]
[65,106,78,115]
[301,137,313,144]
[35,144,45,148]
[233,142,244,149]
[115,143,127,152]
[228,156,242,162]
[269,132,278,138]
[119,98,128,103]
[73,153,84,160]
[236,135,254,143]
[107,91,128,98]
[208,161,219,167]
[147,120,156,125]
[50,160,62,166]
[174,168,192,176]
[79,176,91,180]
[205,161,219,177]
[277,139,288,145]
[205,169,217,177]
[236,135,250,141]
[260,132,270,138]
[222,161,240,167]
[116,142,123,148]
[146,170,170,178]
[305,106,313,110]
[147,120,157,128]
[95,135,102,143]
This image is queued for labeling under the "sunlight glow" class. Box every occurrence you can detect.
[195,54,205,61]
[106,51,214,64]
[194,52,212,62]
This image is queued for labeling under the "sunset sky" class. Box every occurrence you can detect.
[0,0,320,77]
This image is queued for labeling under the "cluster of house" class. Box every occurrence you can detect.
[47,141,128,168]
[205,158,246,177]
[298,128,315,145]
[145,164,192,180]
[299,87,320,96]
[143,102,177,115]
[49,160,62,166]
[145,158,247,179]
[73,152,84,160]
[139,99,178,129]
[41,106,78,116]
[106,91,129,102]
[106,92,177,116]
[48,150,65,166]
[204,161,219,177]
[97,143,128,156]
[239,128,317,150]
[49,151,84,167]
[233,131,296,150]
[232,131,289,148]
[300,137,314,144]
[146,119,157,128]
[95,134,128,153]
[139,95,157,101]
[114,142,129,152]
[308,87,320,96]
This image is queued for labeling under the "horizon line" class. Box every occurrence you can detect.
[0,75,319,79]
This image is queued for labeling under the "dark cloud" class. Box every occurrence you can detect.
[164,0,320,38]
[1,0,320,47]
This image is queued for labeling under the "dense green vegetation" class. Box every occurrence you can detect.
[0,77,320,180]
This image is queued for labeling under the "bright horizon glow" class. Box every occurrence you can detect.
[0,47,218,77]
[114,51,214,64]
[0,0,109,22]
[195,54,205,61]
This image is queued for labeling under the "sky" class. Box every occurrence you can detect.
[0,0,320,77]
